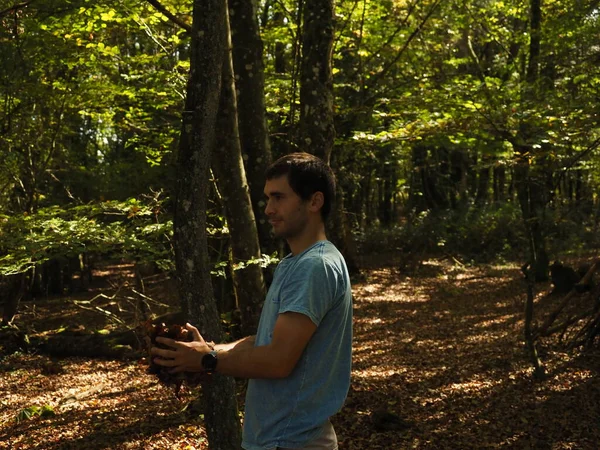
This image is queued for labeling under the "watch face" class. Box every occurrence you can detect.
[202,351,218,373]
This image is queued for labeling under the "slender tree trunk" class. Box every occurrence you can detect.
[493,165,506,202]
[515,0,549,281]
[450,149,468,208]
[526,0,541,84]
[213,12,266,336]
[228,0,275,254]
[475,162,491,206]
[273,11,287,73]
[174,0,241,447]
[515,150,549,281]
[524,263,546,379]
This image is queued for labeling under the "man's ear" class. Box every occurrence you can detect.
[309,192,324,213]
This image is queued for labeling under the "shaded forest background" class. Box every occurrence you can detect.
[1,0,600,448]
[1,0,599,282]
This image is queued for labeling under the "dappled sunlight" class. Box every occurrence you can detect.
[340,264,600,449]
[2,263,599,449]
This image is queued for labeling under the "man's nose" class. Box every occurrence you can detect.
[264,199,273,215]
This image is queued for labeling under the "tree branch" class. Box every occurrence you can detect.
[145,0,192,33]
[551,136,600,192]
[365,0,444,98]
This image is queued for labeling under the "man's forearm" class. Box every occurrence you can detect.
[216,342,293,379]
[214,335,256,352]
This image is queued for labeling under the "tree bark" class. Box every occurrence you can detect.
[213,11,266,336]
[298,0,359,273]
[298,0,335,163]
[524,265,546,379]
[475,160,491,206]
[174,0,242,447]
[228,0,275,254]
[515,0,549,281]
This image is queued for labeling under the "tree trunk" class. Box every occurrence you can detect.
[526,0,541,84]
[493,165,506,203]
[213,13,266,336]
[174,0,242,447]
[523,264,546,379]
[515,0,549,281]
[228,0,275,254]
[515,152,549,282]
[475,160,491,206]
[298,0,335,162]
[273,11,287,73]
[298,0,359,273]
[1,273,27,326]
[450,149,468,208]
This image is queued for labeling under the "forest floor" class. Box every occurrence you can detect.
[1,257,600,449]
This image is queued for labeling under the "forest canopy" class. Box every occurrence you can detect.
[0,0,599,275]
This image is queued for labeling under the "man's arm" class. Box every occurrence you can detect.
[214,335,256,352]
[217,312,316,378]
[151,312,316,379]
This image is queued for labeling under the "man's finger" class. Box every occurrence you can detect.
[150,347,177,358]
[186,323,202,341]
[153,357,178,367]
[155,336,182,348]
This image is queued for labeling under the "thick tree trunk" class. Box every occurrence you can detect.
[298,0,359,273]
[213,14,266,336]
[174,0,242,448]
[298,0,335,163]
[228,0,275,254]
[1,273,27,325]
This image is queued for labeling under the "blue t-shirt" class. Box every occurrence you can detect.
[242,240,353,450]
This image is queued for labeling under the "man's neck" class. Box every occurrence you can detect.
[287,224,327,256]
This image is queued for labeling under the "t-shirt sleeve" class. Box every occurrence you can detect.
[278,256,339,326]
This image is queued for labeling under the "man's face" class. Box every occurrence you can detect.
[263,175,309,239]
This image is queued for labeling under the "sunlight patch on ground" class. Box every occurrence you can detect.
[412,339,458,351]
[442,379,503,396]
[470,315,517,329]
[353,368,409,379]
[546,369,594,393]
[464,331,511,343]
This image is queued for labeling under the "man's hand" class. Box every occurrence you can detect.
[150,323,212,373]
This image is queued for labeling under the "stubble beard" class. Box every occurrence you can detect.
[272,209,309,241]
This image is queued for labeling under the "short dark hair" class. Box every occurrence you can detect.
[266,152,336,221]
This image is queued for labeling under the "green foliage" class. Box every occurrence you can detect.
[356,203,527,262]
[0,0,189,212]
[15,405,55,423]
[0,196,174,276]
[1,0,598,269]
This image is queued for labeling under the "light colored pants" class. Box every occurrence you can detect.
[278,421,338,450]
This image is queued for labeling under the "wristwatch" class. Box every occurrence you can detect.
[201,350,218,374]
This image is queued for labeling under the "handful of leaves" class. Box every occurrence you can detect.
[143,321,207,398]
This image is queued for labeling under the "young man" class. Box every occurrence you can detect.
[151,153,353,450]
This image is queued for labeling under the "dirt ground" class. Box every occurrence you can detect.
[1,259,599,449]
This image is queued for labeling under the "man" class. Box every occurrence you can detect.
[151,153,353,450]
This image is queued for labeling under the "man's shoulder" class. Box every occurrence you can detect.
[303,240,343,260]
